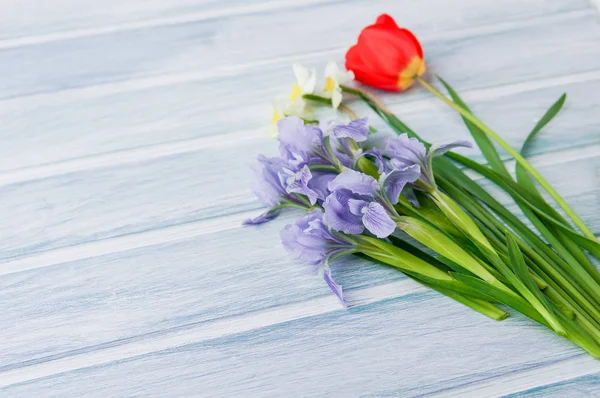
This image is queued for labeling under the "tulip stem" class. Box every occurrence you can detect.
[414,76,597,241]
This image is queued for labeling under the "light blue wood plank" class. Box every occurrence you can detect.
[1,12,600,172]
[0,213,400,367]
[0,7,596,101]
[508,373,600,397]
[2,295,598,396]
[0,0,264,40]
[0,1,590,100]
[0,0,584,41]
[2,0,600,395]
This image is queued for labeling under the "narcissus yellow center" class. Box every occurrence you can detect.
[289,83,303,101]
[397,56,427,90]
[323,76,336,92]
[271,109,282,125]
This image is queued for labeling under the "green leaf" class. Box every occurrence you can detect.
[468,230,565,335]
[439,77,509,176]
[386,235,452,272]
[515,94,600,284]
[421,283,509,320]
[506,232,558,322]
[357,251,508,320]
[521,93,567,155]
[451,272,547,326]
[400,216,498,284]
[358,236,453,282]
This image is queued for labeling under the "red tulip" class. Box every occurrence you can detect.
[345,14,426,92]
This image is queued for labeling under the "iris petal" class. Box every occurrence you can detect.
[328,169,378,197]
[362,202,397,238]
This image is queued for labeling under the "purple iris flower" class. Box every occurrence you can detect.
[385,134,471,191]
[322,169,419,238]
[322,117,369,142]
[278,116,325,167]
[278,116,370,169]
[280,164,318,205]
[355,131,395,173]
[307,171,337,202]
[280,210,355,305]
[244,155,319,225]
[246,117,374,226]
[249,155,288,208]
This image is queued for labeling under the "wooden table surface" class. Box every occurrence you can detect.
[2,0,600,396]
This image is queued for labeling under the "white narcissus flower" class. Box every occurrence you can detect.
[269,64,317,137]
[323,61,354,109]
[291,63,317,100]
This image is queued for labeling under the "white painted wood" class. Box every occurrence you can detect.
[1,9,600,172]
[3,296,599,397]
[505,372,600,397]
[0,0,584,42]
[0,11,600,170]
[2,0,600,396]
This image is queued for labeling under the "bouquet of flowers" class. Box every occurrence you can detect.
[245,14,600,358]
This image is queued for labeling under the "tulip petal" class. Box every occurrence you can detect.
[376,14,400,28]
[345,14,425,92]
[345,46,400,91]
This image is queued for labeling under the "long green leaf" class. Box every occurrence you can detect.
[421,283,509,320]
[451,272,547,325]
[521,93,567,154]
[506,232,559,323]
[418,76,596,240]
[441,170,600,326]
[439,77,509,176]
[515,94,600,283]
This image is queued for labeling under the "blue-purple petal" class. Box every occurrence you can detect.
[243,208,281,225]
[328,170,378,197]
[362,202,396,238]
[280,210,355,267]
[251,155,287,207]
[307,171,337,201]
[323,268,346,307]
[347,198,370,216]
[381,164,421,204]
[284,165,318,205]
[385,134,427,167]
[280,212,328,265]
[278,116,323,160]
[323,190,364,235]
[430,140,472,157]
[330,118,369,142]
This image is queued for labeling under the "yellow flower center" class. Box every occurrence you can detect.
[271,109,282,125]
[397,57,427,90]
[323,76,336,92]
[289,83,303,101]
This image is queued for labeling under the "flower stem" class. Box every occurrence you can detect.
[414,76,596,240]
[303,93,359,120]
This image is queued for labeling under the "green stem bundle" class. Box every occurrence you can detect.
[337,80,600,358]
